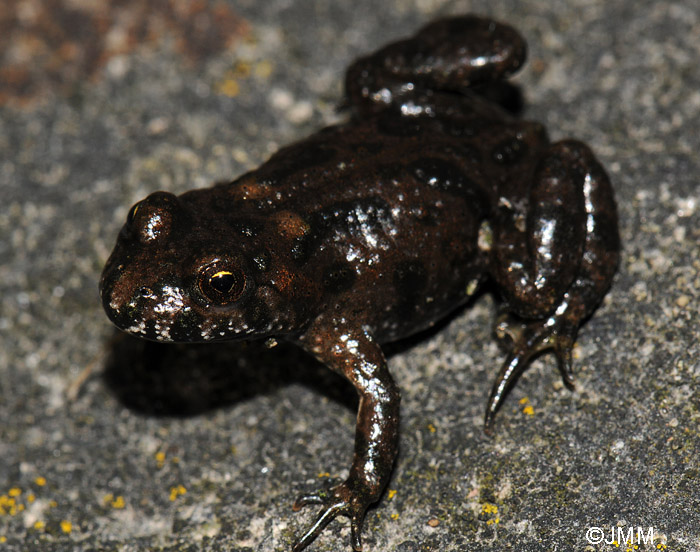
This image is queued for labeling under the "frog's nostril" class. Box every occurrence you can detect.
[130,286,158,308]
[136,286,155,299]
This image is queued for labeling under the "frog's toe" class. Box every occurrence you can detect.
[292,499,349,552]
[292,481,367,551]
[484,340,530,432]
[484,318,579,431]
[553,334,576,387]
[293,490,329,511]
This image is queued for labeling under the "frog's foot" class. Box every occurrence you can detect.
[344,15,526,116]
[484,312,579,432]
[292,479,369,552]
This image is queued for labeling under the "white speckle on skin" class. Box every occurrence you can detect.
[346,245,361,262]
[154,286,186,315]
[127,321,147,335]
[372,87,392,104]
[145,214,162,240]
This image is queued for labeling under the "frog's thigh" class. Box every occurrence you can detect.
[492,140,598,319]
[550,139,619,319]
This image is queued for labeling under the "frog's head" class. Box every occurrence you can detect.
[100,191,292,342]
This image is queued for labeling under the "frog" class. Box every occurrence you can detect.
[100,15,620,551]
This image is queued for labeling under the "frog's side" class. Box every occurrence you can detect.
[100,16,619,551]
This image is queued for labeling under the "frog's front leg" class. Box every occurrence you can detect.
[292,319,400,551]
[486,140,619,429]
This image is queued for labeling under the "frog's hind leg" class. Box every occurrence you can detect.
[345,15,526,115]
[485,140,619,431]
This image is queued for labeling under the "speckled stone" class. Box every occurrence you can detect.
[1,1,698,551]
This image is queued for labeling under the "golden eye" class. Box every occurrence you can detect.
[198,265,246,304]
[210,271,237,293]
[127,203,140,224]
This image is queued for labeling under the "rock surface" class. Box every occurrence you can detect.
[1,0,698,550]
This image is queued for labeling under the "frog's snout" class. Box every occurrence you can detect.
[100,275,196,342]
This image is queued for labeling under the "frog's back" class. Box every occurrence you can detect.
[184,116,501,340]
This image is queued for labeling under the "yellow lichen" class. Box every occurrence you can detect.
[169,485,187,501]
[481,503,498,514]
[254,60,273,79]
[216,79,240,98]
[155,451,166,468]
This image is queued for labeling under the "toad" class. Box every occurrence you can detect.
[100,15,620,551]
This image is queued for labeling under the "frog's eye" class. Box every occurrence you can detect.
[120,202,141,239]
[127,203,140,225]
[198,265,246,305]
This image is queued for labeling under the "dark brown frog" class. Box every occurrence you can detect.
[100,15,620,551]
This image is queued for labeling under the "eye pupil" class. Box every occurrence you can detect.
[210,271,237,294]
[198,265,246,304]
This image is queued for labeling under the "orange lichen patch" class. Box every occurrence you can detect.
[0,0,249,106]
[273,211,310,240]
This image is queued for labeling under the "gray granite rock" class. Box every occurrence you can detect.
[1,0,698,551]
